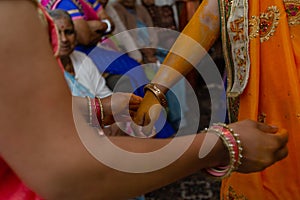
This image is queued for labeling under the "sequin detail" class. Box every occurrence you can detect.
[225,186,248,200]
[249,6,280,42]
[284,0,300,25]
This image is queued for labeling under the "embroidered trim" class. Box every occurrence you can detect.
[226,186,248,200]
[248,6,280,42]
[227,96,240,123]
[71,0,84,14]
[249,16,259,40]
[45,0,57,10]
[259,6,280,42]
[226,0,250,97]
[284,0,300,25]
[219,0,234,95]
[258,112,267,123]
[219,0,242,123]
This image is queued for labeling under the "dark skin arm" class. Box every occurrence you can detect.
[73,18,105,46]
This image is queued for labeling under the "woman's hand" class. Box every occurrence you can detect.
[133,91,163,136]
[228,120,288,173]
[101,93,143,125]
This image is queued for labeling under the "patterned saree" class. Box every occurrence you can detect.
[220,0,300,199]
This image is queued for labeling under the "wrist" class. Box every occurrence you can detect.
[202,131,230,168]
[203,123,243,179]
[144,83,168,110]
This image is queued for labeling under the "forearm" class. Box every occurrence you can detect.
[97,9,115,33]
[152,0,220,90]
[74,19,102,46]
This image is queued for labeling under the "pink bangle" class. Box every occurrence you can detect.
[86,96,101,127]
[204,123,243,179]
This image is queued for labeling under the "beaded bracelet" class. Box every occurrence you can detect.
[204,123,243,179]
[144,83,168,110]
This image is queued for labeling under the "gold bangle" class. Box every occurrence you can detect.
[96,96,105,128]
[86,96,92,125]
[144,83,168,109]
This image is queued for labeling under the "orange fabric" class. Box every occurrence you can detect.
[221,1,300,199]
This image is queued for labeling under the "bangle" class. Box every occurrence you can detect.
[95,97,105,128]
[204,123,243,179]
[86,96,102,127]
[144,83,168,110]
[214,123,243,168]
[86,96,92,125]
[101,19,112,33]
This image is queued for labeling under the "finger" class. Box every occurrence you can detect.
[275,146,288,162]
[274,129,288,148]
[129,99,142,105]
[257,122,278,133]
[129,104,140,111]
[130,94,143,103]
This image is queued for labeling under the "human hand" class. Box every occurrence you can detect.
[101,93,143,125]
[133,91,163,136]
[228,120,288,173]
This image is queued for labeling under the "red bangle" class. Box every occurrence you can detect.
[94,98,101,126]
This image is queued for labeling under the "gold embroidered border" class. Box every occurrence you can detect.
[284,0,300,25]
[249,6,280,42]
[225,186,248,200]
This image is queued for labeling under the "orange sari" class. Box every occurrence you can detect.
[220,0,300,199]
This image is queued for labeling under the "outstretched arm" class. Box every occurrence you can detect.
[134,0,220,128]
[153,0,220,87]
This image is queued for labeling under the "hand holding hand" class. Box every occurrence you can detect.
[133,91,163,136]
[102,93,143,125]
[229,120,288,173]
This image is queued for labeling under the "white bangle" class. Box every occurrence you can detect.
[101,19,112,33]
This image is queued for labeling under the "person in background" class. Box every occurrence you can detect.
[42,0,148,97]
[50,8,112,98]
[51,8,140,136]
[112,0,158,65]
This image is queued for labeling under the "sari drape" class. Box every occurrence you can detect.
[220,0,300,199]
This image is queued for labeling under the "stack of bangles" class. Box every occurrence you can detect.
[86,96,105,128]
[144,83,168,111]
[204,123,243,179]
